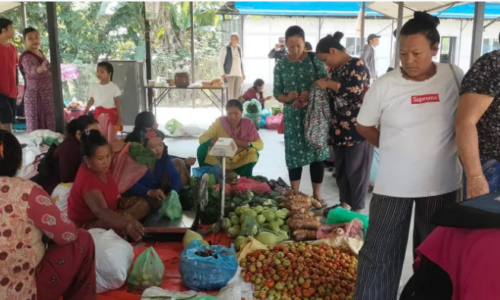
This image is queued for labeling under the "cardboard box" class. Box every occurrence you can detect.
[209,138,238,158]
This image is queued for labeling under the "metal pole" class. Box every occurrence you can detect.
[21,2,27,28]
[46,3,65,133]
[394,2,404,68]
[190,1,195,83]
[470,2,485,67]
[144,3,153,112]
[389,19,394,67]
[360,2,365,47]
[458,20,464,68]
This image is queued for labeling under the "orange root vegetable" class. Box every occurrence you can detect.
[288,212,316,220]
[280,201,311,211]
[310,198,323,209]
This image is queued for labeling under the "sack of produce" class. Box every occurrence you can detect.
[326,206,369,234]
[180,240,238,291]
[316,218,364,240]
[243,99,262,130]
[265,113,283,130]
[127,247,165,290]
[90,229,134,294]
[159,190,182,220]
[51,182,72,213]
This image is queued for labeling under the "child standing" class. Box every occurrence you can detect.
[84,62,123,141]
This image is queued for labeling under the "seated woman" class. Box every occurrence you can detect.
[0,129,96,300]
[67,130,147,241]
[122,128,182,210]
[198,100,263,177]
[35,115,99,195]
[242,79,273,108]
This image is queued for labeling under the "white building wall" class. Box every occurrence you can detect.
[242,16,500,92]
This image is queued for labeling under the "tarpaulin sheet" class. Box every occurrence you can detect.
[97,230,233,300]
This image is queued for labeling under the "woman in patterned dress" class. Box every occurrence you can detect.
[315,33,373,213]
[273,26,329,205]
[19,27,56,132]
[0,130,96,300]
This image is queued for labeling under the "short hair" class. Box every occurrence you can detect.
[80,130,109,159]
[0,18,12,34]
[305,42,313,51]
[285,26,305,42]
[66,115,99,137]
[253,79,264,89]
[230,32,239,39]
[97,61,114,81]
[0,130,22,177]
[400,11,440,47]
[22,27,38,39]
[226,99,243,112]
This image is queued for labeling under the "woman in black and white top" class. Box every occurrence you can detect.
[354,12,464,300]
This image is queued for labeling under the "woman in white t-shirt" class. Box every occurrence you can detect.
[354,12,463,300]
[84,62,123,141]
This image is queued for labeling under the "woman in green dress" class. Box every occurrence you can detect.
[273,25,329,206]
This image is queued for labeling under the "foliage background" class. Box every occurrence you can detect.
[1,2,231,106]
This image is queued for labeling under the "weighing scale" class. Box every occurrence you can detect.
[142,138,237,242]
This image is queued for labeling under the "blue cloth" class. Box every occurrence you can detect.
[128,152,181,196]
[462,158,500,200]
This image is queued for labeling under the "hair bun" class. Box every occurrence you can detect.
[332,31,344,42]
[414,11,440,28]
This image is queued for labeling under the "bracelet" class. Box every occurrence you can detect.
[468,174,484,180]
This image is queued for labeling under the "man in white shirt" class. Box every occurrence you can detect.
[219,33,245,100]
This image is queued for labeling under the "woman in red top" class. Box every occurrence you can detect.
[242,78,273,108]
[0,129,96,300]
[67,130,146,241]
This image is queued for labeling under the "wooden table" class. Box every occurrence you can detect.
[145,85,228,115]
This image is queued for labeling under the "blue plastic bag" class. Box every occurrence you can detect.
[259,116,266,128]
[179,240,238,291]
[261,108,271,119]
[192,164,221,182]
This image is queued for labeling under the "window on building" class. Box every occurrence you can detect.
[482,37,500,55]
[440,36,457,64]
[345,37,362,57]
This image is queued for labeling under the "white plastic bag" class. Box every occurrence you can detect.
[89,229,134,294]
[51,183,72,213]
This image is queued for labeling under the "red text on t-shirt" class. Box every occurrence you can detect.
[411,94,440,105]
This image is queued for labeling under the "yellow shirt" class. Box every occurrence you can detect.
[199,118,264,169]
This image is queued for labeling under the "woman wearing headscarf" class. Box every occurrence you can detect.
[273,25,329,206]
[354,12,463,299]
[315,32,372,213]
[198,100,263,177]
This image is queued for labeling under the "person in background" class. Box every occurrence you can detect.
[268,37,288,62]
[305,41,313,52]
[0,18,18,133]
[273,25,329,207]
[198,100,263,177]
[35,115,99,195]
[360,33,380,83]
[242,79,273,108]
[354,12,463,299]
[122,128,182,211]
[315,32,372,213]
[0,129,96,300]
[219,33,245,100]
[19,27,55,132]
[68,130,147,241]
[455,32,500,199]
[84,61,123,142]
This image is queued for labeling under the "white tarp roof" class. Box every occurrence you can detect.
[367,2,464,19]
[0,2,21,14]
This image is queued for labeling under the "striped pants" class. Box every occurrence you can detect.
[354,190,462,300]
